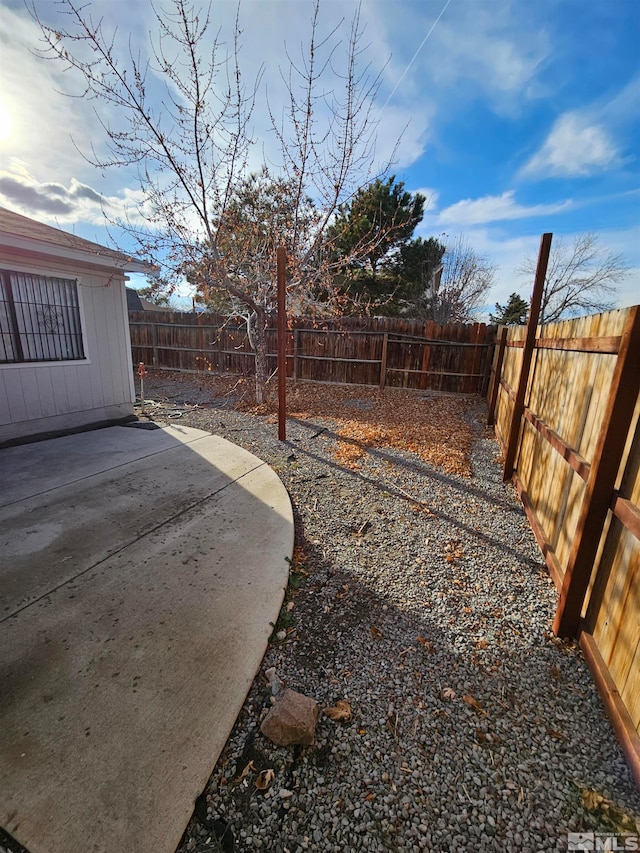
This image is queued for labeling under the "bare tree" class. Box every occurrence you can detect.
[31,0,395,402]
[422,235,495,323]
[516,233,630,324]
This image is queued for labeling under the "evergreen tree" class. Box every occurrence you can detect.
[329,177,425,280]
[490,292,529,325]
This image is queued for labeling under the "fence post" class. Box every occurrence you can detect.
[553,305,640,638]
[380,332,389,389]
[277,247,287,441]
[487,327,508,425]
[502,233,552,482]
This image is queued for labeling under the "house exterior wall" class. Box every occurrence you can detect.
[0,251,135,444]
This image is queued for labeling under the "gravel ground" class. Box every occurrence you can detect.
[129,371,640,853]
[4,371,636,853]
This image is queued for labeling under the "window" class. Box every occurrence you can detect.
[0,271,85,363]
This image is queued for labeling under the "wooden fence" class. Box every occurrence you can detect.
[487,305,640,784]
[128,311,495,395]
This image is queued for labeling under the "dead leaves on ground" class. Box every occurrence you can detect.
[444,539,464,563]
[146,372,476,477]
[285,383,475,477]
[578,785,640,833]
[462,694,485,715]
[323,700,352,722]
[254,768,275,791]
[416,635,434,652]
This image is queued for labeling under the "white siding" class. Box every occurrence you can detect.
[0,254,134,443]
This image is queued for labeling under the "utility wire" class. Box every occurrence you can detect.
[379,0,453,112]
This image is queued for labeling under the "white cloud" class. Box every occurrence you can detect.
[368,0,548,118]
[521,112,621,178]
[411,187,439,211]
[0,165,152,226]
[436,190,572,226]
[0,5,104,180]
[1,0,422,201]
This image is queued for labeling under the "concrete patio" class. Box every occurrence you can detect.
[0,424,294,853]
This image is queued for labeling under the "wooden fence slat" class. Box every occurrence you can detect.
[128,311,496,394]
[535,335,621,354]
[611,495,640,542]
[553,305,640,638]
[513,472,564,590]
[293,328,299,381]
[487,327,508,425]
[522,408,591,482]
[579,630,640,790]
[499,377,516,402]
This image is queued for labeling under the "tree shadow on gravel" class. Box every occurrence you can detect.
[288,416,522,511]
[285,418,541,572]
[138,379,640,851]
[176,423,640,853]
[177,525,640,853]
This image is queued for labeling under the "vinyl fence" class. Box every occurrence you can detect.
[487,305,640,784]
[128,311,495,395]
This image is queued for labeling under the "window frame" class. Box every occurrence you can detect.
[0,267,89,367]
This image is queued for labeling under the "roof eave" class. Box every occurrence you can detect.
[0,232,151,274]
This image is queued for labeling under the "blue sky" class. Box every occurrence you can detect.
[0,0,638,313]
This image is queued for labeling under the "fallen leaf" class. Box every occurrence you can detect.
[370,626,383,640]
[441,687,456,700]
[324,700,352,722]
[546,728,565,741]
[416,636,433,652]
[476,638,488,649]
[581,788,604,811]
[578,786,639,833]
[463,694,484,712]
[255,769,275,791]
[238,760,255,782]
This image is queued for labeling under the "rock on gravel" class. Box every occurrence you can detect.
[261,689,319,747]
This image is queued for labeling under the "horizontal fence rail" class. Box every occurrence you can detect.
[487,305,640,785]
[128,311,496,395]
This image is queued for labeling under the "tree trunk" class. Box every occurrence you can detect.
[252,308,268,404]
